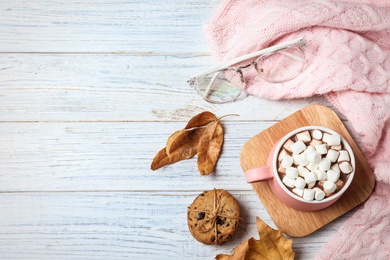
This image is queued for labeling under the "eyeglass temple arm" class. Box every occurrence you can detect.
[189,37,305,79]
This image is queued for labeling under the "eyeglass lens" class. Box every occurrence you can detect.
[256,45,305,82]
[196,69,243,103]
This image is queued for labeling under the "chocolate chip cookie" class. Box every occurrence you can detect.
[187,189,241,245]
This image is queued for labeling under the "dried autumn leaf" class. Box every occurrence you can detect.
[166,129,186,156]
[216,217,295,260]
[165,111,219,157]
[185,111,218,129]
[151,143,198,171]
[151,129,201,171]
[166,129,200,157]
[150,111,221,173]
[197,120,224,175]
[216,237,249,260]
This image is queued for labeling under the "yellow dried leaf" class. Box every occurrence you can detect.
[215,238,249,260]
[216,217,295,260]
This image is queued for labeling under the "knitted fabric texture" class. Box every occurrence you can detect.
[205,0,390,259]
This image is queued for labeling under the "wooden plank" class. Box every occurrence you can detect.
[0,53,333,121]
[0,0,220,53]
[0,191,353,259]
[0,121,270,191]
[0,120,359,192]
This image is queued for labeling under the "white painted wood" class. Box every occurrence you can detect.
[0,121,358,192]
[0,53,333,121]
[0,0,220,53]
[0,0,359,258]
[0,191,355,259]
[0,121,272,191]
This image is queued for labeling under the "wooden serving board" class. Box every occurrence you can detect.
[240,104,375,237]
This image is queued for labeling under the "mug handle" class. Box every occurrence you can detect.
[245,167,273,183]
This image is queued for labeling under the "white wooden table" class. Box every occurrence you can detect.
[0,1,359,259]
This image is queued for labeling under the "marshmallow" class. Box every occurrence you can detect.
[304,146,315,154]
[338,150,350,162]
[339,161,353,174]
[331,145,342,151]
[286,167,299,179]
[310,139,323,147]
[307,151,321,164]
[306,162,319,172]
[292,153,298,165]
[315,169,327,181]
[327,134,341,146]
[319,158,331,171]
[335,179,344,190]
[290,140,306,154]
[296,131,311,143]
[327,169,340,183]
[307,181,316,189]
[303,188,315,201]
[330,163,340,174]
[326,149,340,163]
[322,133,331,143]
[294,177,306,190]
[281,155,293,169]
[315,144,328,155]
[283,139,294,153]
[292,188,304,197]
[318,180,325,189]
[304,171,317,184]
[278,149,288,162]
[297,165,309,178]
[296,153,309,166]
[282,176,296,188]
[312,129,323,140]
[313,187,326,201]
[323,180,336,193]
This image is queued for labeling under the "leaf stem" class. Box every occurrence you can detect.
[217,114,240,120]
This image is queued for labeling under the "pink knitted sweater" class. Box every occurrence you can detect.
[205,0,390,259]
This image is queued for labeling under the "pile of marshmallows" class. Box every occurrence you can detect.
[278,129,354,201]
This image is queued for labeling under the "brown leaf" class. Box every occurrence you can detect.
[151,143,198,171]
[197,120,224,175]
[150,111,220,171]
[151,129,203,171]
[166,129,186,156]
[166,129,202,157]
[185,111,218,129]
[166,111,219,156]
[216,217,295,260]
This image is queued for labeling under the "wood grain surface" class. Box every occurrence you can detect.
[0,1,369,259]
[240,105,375,237]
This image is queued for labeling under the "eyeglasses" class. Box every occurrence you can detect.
[188,38,307,103]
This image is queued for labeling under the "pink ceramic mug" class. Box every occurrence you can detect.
[244,126,355,211]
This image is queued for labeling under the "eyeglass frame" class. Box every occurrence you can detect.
[188,37,307,103]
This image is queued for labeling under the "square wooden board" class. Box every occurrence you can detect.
[240,104,375,237]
